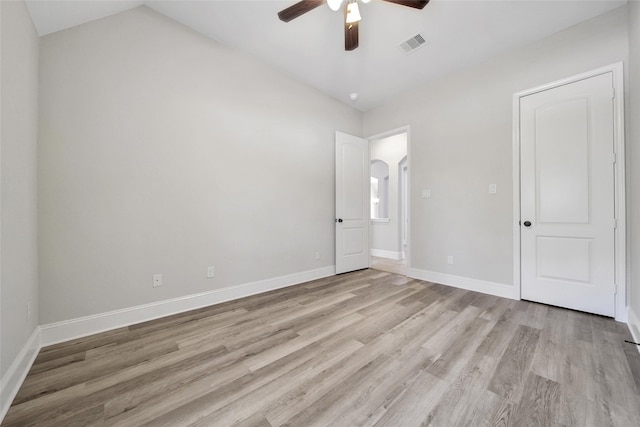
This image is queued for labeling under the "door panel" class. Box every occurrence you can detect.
[335,132,369,274]
[343,229,365,255]
[536,99,590,223]
[520,72,615,316]
[342,143,366,219]
[536,236,591,283]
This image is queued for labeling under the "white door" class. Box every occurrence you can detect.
[520,72,616,316]
[336,131,369,274]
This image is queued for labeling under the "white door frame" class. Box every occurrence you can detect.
[512,62,626,321]
[366,126,411,268]
[399,156,408,253]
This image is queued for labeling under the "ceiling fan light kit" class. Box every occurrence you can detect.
[278,0,430,51]
[345,2,362,24]
[327,0,343,12]
[329,0,371,10]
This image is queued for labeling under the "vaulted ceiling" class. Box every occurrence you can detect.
[25,0,626,111]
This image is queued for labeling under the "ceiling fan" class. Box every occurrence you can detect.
[278,0,430,51]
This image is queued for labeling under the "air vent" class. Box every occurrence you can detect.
[399,34,427,54]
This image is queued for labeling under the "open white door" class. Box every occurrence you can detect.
[520,72,616,316]
[336,131,369,274]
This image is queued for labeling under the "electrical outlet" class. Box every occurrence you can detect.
[152,274,162,287]
[489,184,497,194]
[315,251,320,260]
[447,256,454,265]
[207,266,215,278]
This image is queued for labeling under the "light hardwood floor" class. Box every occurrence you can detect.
[370,256,407,276]
[4,269,640,426]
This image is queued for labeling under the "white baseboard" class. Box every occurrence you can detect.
[370,249,403,260]
[1,327,41,422]
[40,265,336,347]
[407,268,517,300]
[628,306,640,355]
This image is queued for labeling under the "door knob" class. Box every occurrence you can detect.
[523,221,532,227]
[336,218,343,223]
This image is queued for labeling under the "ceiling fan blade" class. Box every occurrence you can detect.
[345,21,359,51]
[278,0,325,22]
[381,0,429,10]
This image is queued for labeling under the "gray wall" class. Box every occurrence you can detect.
[629,1,640,327]
[0,0,40,377]
[363,7,629,287]
[370,133,407,256]
[38,6,362,324]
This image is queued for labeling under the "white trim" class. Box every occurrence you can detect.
[370,249,403,260]
[611,63,627,322]
[628,306,640,355]
[512,62,626,321]
[371,218,390,223]
[40,266,335,347]
[408,268,517,300]
[0,327,41,422]
[512,89,522,301]
[367,126,411,142]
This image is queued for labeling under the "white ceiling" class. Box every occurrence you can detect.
[25,0,627,111]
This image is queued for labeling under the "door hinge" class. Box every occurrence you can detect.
[611,87,616,99]
[612,283,618,295]
[612,152,617,164]
[613,218,618,229]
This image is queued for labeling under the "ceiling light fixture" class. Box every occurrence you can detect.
[345,1,362,24]
[278,0,430,51]
[327,0,343,12]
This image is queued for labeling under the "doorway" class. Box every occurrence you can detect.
[368,129,409,276]
[513,64,626,319]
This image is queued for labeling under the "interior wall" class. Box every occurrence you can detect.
[38,6,362,324]
[628,0,640,328]
[370,133,407,257]
[363,6,629,287]
[0,0,40,377]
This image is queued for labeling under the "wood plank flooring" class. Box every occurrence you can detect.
[370,256,407,276]
[4,269,640,426]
